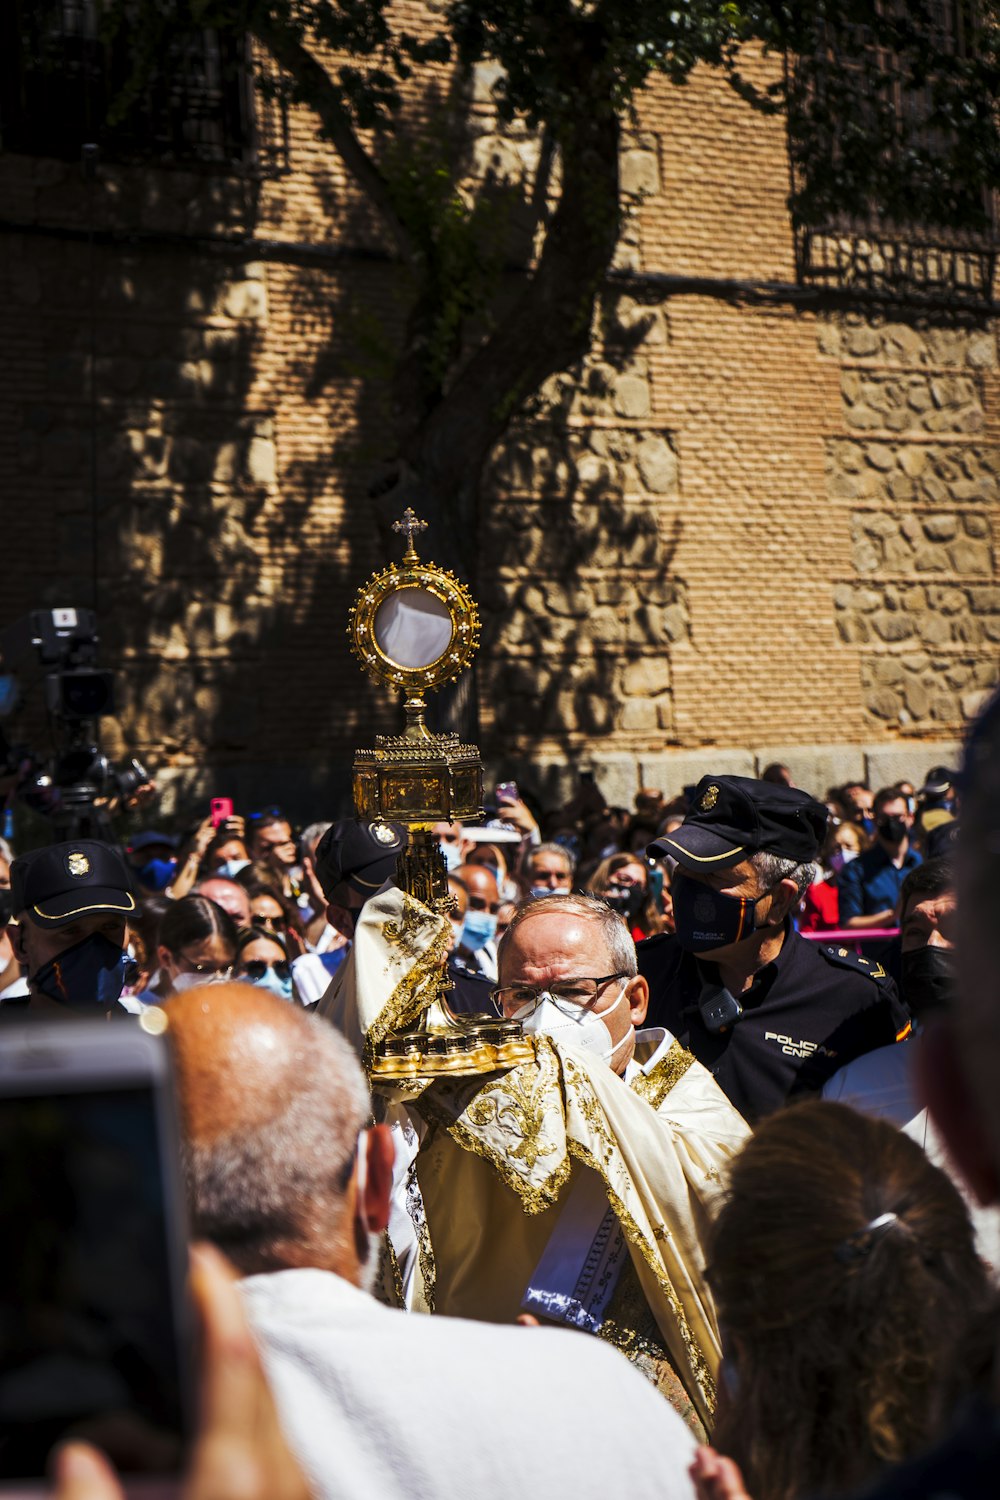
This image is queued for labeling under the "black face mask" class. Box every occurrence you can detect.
[877,815,908,844]
[901,946,956,1017]
[34,933,136,1010]
[672,871,778,953]
[604,886,645,921]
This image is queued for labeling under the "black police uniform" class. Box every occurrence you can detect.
[445,956,497,1016]
[645,773,911,1124]
[638,925,910,1123]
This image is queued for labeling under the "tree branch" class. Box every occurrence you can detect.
[403,101,621,538]
[250,16,420,269]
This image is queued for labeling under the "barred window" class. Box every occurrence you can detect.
[787,1,998,303]
[0,0,287,174]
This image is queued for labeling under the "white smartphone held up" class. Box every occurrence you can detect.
[0,1020,194,1496]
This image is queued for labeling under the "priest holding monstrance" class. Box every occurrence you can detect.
[317,510,749,1437]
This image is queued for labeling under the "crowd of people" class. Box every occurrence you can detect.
[2,727,997,1500]
[0,760,958,1013]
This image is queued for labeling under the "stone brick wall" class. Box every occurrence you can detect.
[822,314,1000,743]
[0,28,997,821]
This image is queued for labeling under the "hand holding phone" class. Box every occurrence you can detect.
[0,1022,193,1491]
[52,1245,309,1500]
[209,799,234,830]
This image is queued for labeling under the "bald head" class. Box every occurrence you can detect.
[168,982,317,1147]
[194,877,251,927]
[167,983,370,1274]
[455,863,499,908]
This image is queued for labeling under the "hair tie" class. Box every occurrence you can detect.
[835,1211,901,1264]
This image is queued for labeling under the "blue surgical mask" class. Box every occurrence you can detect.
[137,857,176,892]
[217,858,250,880]
[671,871,776,953]
[440,841,462,873]
[34,933,134,1009]
[529,885,562,900]
[249,965,294,1002]
[457,909,498,952]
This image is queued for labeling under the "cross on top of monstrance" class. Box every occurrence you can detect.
[392,506,427,563]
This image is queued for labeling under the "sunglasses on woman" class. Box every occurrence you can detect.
[240,959,292,982]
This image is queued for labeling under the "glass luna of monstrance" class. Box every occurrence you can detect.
[347,508,530,1081]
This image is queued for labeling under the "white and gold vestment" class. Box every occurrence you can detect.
[319,886,749,1434]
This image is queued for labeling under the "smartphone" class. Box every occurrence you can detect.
[0,1021,194,1493]
[646,860,665,907]
[495,781,518,805]
[209,797,234,829]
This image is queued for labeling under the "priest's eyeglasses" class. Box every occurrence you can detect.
[492,973,627,1019]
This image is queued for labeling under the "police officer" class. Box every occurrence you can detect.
[638,775,910,1122]
[6,839,138,1018]
[312,816,494,1015]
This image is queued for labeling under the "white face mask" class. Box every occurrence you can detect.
[514,983,630,1065]
[440,841,462,873]
[170,969,231,993]
[828,847,858,876]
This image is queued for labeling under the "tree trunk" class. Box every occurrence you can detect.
[401,108,622,587]
[371,107,621,740]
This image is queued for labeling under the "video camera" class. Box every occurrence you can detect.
[0,607,149,841]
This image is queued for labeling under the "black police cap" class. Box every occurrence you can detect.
[919,765,959,798]
[11,839,137,928]
[314,818,408,901]
[648,775,827,871]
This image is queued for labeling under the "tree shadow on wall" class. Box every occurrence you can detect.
[2,162,365,819]
[268,86,686,772]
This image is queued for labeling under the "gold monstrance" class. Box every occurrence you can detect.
[348,509,530,1080]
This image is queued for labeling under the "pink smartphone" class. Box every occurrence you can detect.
[210,796,234,828]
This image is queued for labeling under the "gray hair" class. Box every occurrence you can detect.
[529,842,574,873]
[497,892,637,978]
[300,821,333,859]
[0,837,12,867]
[183,1016,370,1275]
[751,850,820,901]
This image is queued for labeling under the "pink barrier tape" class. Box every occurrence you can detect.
[800,928,899,941]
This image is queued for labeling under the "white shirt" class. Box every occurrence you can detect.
[242,1267,698,1500]
[824,1035,1000,1276]
[624,1025,674,1085]
[822,1035,919,1126]
[292,951,342,1007]
[475,936,498,982]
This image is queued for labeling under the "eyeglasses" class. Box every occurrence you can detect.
[178,954,233,979]
[252,914,286,932]
[492,972,626,1019]
[240,959,291,982]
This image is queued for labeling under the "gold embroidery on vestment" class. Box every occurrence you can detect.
[630,1041,696,1110]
